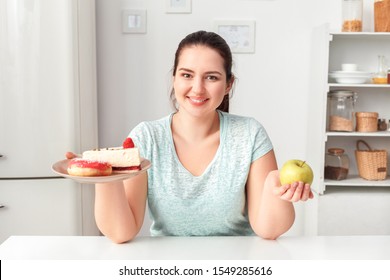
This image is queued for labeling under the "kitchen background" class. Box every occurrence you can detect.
[1,0,389,241]
[97,0,387,236]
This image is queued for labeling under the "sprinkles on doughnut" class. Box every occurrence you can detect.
[67,158,112,177]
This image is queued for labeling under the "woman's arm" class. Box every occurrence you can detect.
[246,150,312,240]
[94,172,148,243]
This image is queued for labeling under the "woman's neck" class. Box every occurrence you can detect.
[171,110,220,142]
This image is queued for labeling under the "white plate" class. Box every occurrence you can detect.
[329,72,371,84]
[330,70,371,77]
[331,76,370,84]
[51,158,151,184]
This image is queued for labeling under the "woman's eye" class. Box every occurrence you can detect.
[206,75,218,81]
[182,73,191,78]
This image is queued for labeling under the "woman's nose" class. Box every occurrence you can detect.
[191,77,205,94]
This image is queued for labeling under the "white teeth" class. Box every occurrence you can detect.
[190,97,206,103]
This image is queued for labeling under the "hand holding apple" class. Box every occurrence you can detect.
[279,159,314,186]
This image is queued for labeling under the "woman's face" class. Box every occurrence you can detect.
[173,45,232,117]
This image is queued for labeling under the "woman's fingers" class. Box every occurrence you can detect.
[65,152,78,159]
[299,184,312,201]
[280,182,298,201]
[278,182,314,202]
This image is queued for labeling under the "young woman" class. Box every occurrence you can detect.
[90,31,313,243]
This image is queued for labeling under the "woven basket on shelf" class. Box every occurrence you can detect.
[355,140,387,180]
[355,112,378,132]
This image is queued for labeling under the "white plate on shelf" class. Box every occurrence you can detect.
[51,158,151,184]
[329,71,372,84]
[330,70,371,76]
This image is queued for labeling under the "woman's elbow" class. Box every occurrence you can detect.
[108,231,138,244]
[99,224,140,244]
[254,229,282,240]
[251,219,294,240]
[260,232,283,240]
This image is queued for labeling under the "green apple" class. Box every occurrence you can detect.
[279,159,314,185]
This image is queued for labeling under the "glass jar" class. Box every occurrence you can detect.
[324,148,350,180]
[342,0,363,32]
[387,68,390,84]
[378,118,387,131]
[373,55,388,84]
[374,0,390,32]
[328,90,357,132]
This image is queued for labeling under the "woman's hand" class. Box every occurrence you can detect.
[268,170,314,202]
[65,152,78,159]
[274,181,314,202]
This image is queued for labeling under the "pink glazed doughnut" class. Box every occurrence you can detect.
[67,158,112,176]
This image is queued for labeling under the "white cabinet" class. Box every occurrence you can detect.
[308,24,390,195]
[306,24,390,236]
[0,0,99,243]
[0,179,82,243]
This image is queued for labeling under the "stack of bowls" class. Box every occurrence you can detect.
[329,64,371,84]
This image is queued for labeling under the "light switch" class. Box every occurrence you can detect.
[122,10,146,34]
[128,15,141,29]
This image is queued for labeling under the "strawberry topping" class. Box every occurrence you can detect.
[122,137,135,149]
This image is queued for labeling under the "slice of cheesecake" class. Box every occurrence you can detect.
[82,138,141,172]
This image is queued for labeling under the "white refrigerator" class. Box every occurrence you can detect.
[0,0,99,243]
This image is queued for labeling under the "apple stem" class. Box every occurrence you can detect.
[300,161,306,167]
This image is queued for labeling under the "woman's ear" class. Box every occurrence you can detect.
[226,75,235,93]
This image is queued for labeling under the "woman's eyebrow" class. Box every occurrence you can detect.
[177,67,194,72]
[205,71,223,75]
[177,68,222,75]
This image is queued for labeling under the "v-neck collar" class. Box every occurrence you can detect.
[167,110,226,178]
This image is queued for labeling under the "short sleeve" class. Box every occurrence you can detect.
[128,122,152,160]
[250,118,273,162]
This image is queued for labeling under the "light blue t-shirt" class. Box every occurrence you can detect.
[129,110,273,236]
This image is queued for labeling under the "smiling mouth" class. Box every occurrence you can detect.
[188,97,208,103]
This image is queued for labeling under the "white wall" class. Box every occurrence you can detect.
[95,0,376,236]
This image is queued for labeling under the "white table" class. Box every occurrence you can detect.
[0,235,389,260]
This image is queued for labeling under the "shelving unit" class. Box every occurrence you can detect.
[307,24,390,194]
[303,24,390,236]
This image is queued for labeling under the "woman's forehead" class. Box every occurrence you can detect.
[177,45,225,69]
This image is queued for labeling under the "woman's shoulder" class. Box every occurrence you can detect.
[129,114,172,142]
[219,110,263,127]
[133,114,171,131]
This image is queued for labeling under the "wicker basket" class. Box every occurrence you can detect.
[355,140,388,180]
[356,112,378,132]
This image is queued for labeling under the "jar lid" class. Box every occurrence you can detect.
[328,90,356,98]
[328,148,345,155]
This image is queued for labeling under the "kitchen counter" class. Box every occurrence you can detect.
[0,235,390,260]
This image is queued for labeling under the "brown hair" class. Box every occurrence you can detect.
[170,30,234,113]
